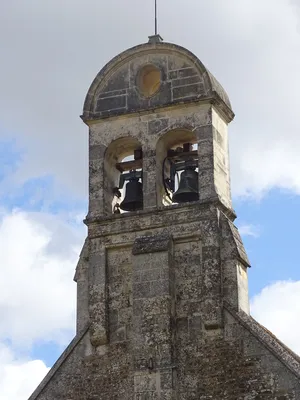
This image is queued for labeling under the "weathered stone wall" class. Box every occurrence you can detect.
[29,204,300,400]
[94,53,206,118]
[30,330,134,400]
[108,246,132,344]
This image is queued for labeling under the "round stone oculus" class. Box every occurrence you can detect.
[137,64,161,98]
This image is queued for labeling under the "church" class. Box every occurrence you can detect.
[29,35,300,399]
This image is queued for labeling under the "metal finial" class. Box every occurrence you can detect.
[148,0,163,43]
[155,0,157,35]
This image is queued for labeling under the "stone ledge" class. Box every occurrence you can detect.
[85,198,236,227]
[132,233,172,255]
[227,219,251,267]
[82,94,234,124]
[220,214,250,268]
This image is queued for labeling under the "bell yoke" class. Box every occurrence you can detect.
[114,142,199,213]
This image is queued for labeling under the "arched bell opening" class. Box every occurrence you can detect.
[156,129,199,207]
[104,137,143,215]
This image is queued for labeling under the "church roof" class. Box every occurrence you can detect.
[82,39,234,122]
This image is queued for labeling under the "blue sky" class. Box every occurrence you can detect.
[1,1,300,399]
[235,191,300,295]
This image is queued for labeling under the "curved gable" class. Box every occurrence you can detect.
[82,42,233,122]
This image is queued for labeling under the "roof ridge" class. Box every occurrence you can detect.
[28,324,90,400]
[224,301,300,379]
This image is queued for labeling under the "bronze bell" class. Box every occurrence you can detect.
[120,177,143,212]
[172,168,199,204]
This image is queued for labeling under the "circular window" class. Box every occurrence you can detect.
[138,65,161,98]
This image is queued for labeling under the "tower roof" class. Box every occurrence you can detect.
[82,40,234,122]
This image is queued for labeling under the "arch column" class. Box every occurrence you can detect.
[196,124,219,202]
[142,149,157,210]
[88,141,106,219]
[195,116,232,211]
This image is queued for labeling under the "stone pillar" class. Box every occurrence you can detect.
[196,124,219,202]
[200,213,223,329]
[211,108,232,210]
[196,114,232,211]
[142,149,158,210]
[132,233,177,399]
[74,239,90,334]
[88,140,106,219]
[88,238,108,346]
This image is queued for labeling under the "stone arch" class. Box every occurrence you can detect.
[156,121,197,141]
[103,136,143,214]
[156,128,198,206]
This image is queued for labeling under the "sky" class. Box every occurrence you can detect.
[0,0,300,398]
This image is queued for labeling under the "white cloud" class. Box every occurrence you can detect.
[251,280,300,355]
[0,209,85,399]
[0,0,300,199]
[238,224,261,238]
[0,343,49,400]
[0,209,85,347]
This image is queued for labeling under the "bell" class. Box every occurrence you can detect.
[120,177,143,211]
[172,168,199,204]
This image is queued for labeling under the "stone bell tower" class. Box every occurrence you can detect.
[29,37,300,400]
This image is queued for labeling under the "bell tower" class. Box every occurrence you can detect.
[29,38,300,400]
[80,37,250,394]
